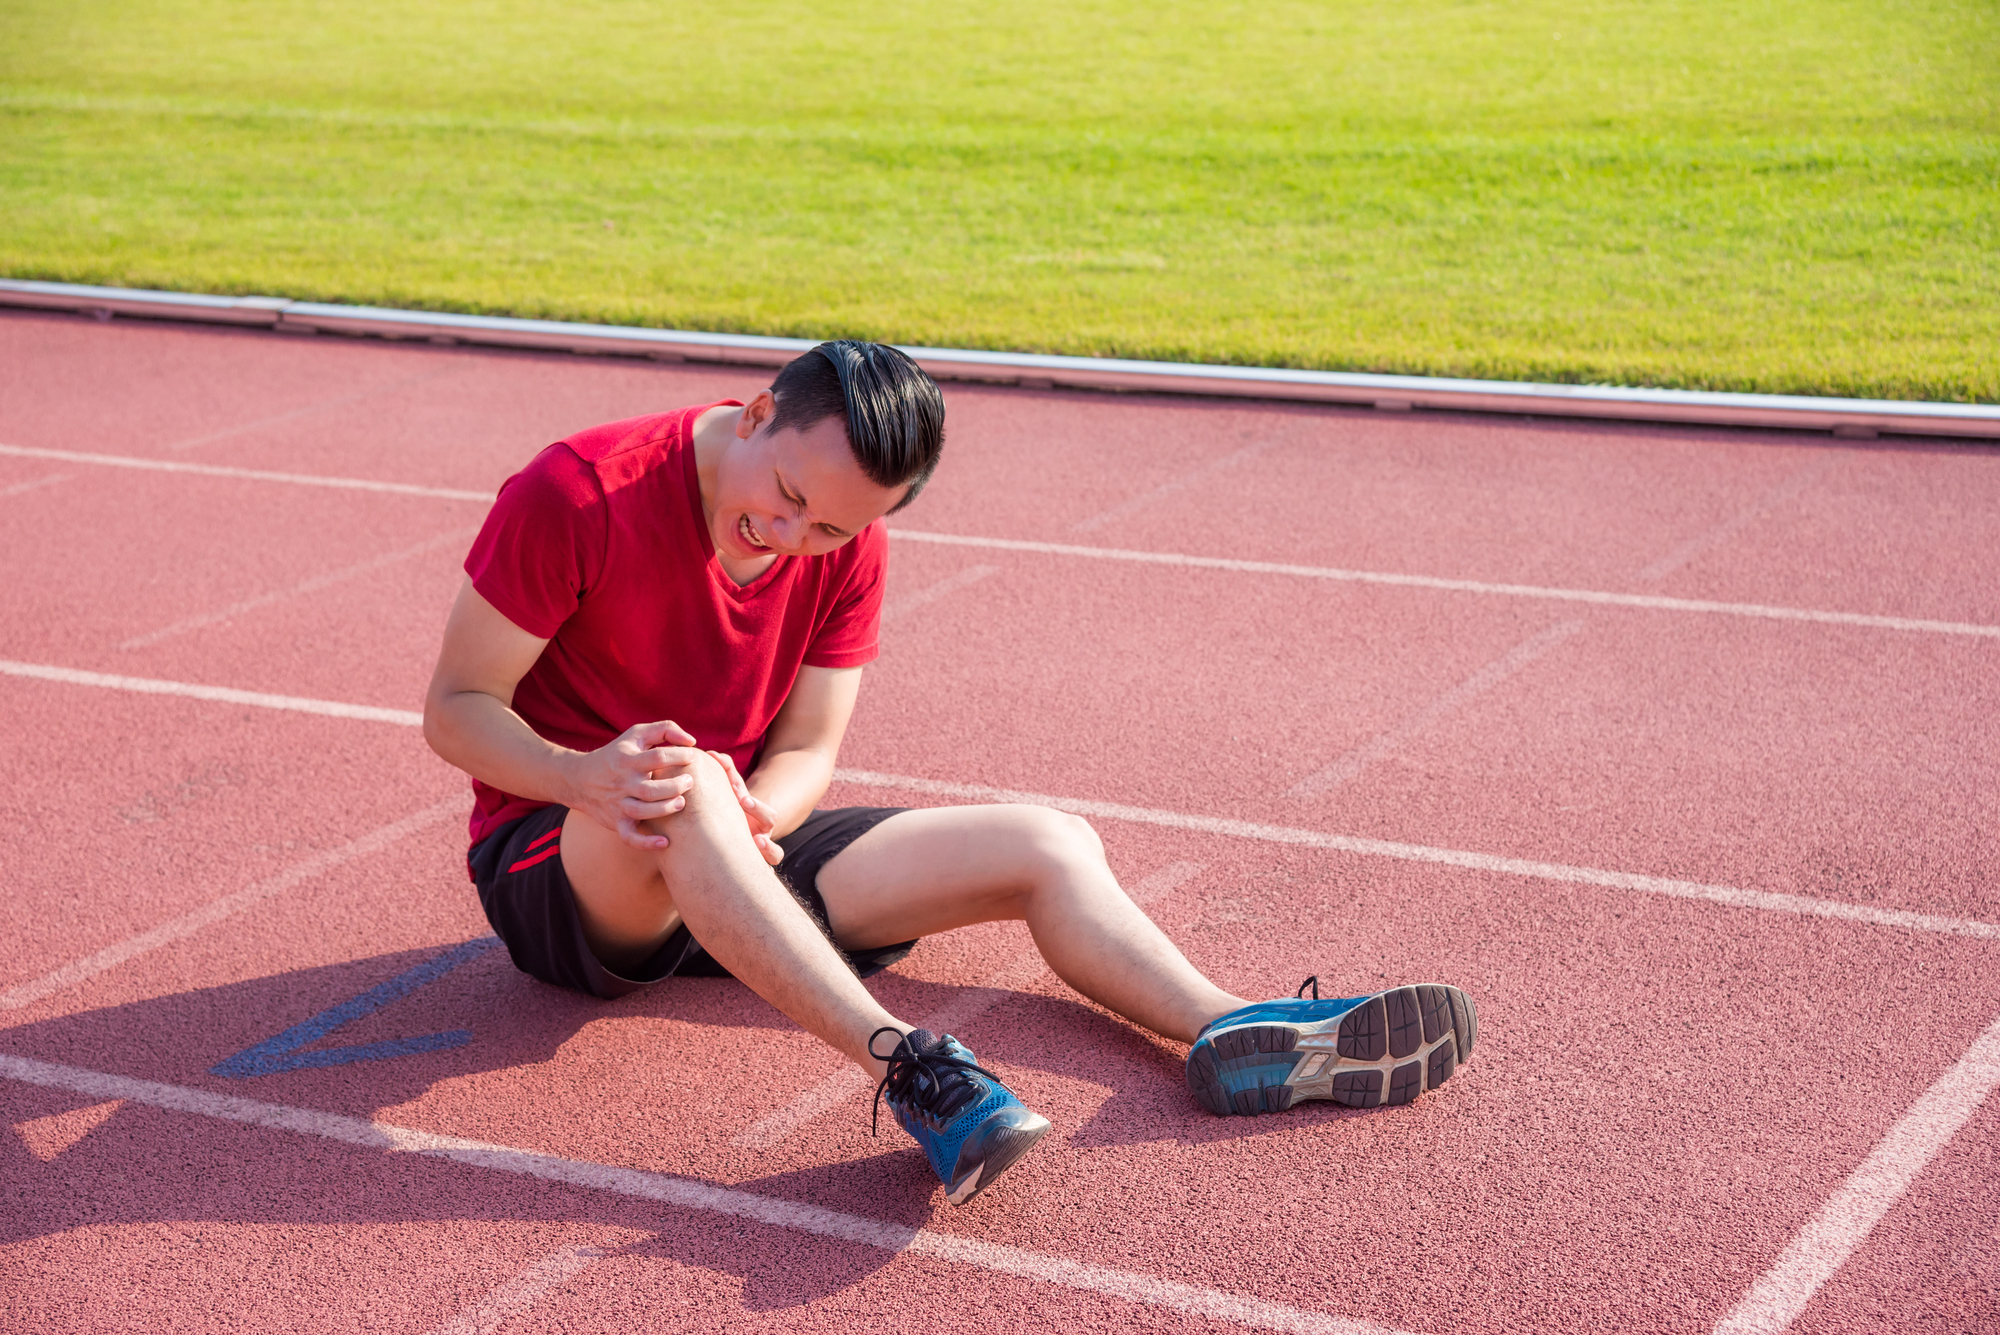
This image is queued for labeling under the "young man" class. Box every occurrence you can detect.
[424,341,1477,1205]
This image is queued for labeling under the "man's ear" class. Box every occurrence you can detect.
[736,390,777,440]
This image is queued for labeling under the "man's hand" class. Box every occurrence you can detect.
[563,720,702,850]
[708,750,785,866]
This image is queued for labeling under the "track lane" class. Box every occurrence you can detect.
[0,681,459,994]
[8,313,2000,626]
[7,818,1999,1335]
[920,389,2000,626]
[1778,1096,2000,1334]
[7,651,1993,938]
[853,547,2000,925]
[6,314,1999,1334]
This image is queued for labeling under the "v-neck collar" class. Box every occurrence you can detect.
[682,406,789,601]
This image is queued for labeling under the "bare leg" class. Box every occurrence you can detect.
[559,750,910,1077]
[818,804,1245,1044]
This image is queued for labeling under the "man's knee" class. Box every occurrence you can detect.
[1007,804,1106,872]
[677,747,736,807]
[633,748,740,840]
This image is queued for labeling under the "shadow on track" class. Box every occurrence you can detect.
[0,945,920,1305]
[0,938,1383,1311]
[0,1082,920,1311]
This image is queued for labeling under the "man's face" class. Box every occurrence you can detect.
[711,403,907,562]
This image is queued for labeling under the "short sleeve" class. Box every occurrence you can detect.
[803,521,888,668]
[464,443,606,639]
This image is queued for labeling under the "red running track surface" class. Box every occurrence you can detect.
[2,309,1997,1335]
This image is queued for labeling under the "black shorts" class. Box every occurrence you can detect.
[468,804,917,1000]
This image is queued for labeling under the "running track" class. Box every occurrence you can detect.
[2,309,1997,1334]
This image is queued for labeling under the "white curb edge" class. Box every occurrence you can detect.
[6,278,1996,439]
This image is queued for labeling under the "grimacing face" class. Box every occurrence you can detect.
[709,404,907,564]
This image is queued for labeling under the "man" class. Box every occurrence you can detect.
[424,340,1476,1205]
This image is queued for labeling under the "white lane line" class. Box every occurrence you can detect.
[1070,439,1275,534]
[426,1246,604,1335]
[118,526,481,649]
[887,530,2000,639]
[0,471,72,499]
[8,660,1992,942]
[1290,456,1830,801]
[0,659,425,726]
[880,564,999,626]
[732,860,1205,1149]
[831,770,2000,941]
[1285,467,1833,803]
[0,799,460,1011]
[0,442,493,502]
[1640,456,1841,583]
[0,1055,1414,1335]
[6,440,1985,638]
[1288,620,1587,797]
[1712,1011,2000,1335]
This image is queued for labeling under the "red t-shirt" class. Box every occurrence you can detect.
[460,402,887,847]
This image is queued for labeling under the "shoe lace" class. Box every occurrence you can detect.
[868,1026,1005,1137]
[1296,975,1320,1000]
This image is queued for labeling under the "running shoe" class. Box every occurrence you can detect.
[1185,978,1477,1116]
[871,1027,1051,1204]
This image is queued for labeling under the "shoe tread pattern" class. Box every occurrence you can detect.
[1385,987,1423,1059]
[1416,985,1451,1044]
[1189,984,1476,1117]
[1450,988,1478,1060]
[1386,1060,1423,1105]
[1336,996,1387,1060]
[1328,1069,1383,1109]
[1426,1040,1456,1089]
[1212,1025,1298,1061]
[1186,1042,1230,1115]
[1233,1082,1295,1115]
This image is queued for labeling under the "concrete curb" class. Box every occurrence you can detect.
[6,278,1995,440]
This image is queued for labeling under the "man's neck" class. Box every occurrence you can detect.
[689,403,745,526]
[690,403,779,585]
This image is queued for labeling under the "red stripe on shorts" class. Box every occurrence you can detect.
[524,824,562,852]
[507,843,562,874]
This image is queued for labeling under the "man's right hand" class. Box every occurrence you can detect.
[564,720,703,849]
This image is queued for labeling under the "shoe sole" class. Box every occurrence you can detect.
[946,1105,1054,1205]
[1185,984,1477,1116]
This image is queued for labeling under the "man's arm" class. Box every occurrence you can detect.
[423,577,698,847]
[752,664,864,836]
[703,664,863,863]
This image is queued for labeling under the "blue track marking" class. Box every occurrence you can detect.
[212,937,500,1079]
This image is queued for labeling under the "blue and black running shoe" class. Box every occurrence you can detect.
[871,1027,1051,1204]
[1186,979,1477,1116]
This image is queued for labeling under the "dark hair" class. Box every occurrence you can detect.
[766,340,945,513]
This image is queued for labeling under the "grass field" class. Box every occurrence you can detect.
[2,0,1995,400]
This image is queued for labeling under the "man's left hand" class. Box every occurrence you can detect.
[707,750,785,866]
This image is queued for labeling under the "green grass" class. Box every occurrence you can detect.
[2,0,1995,399]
